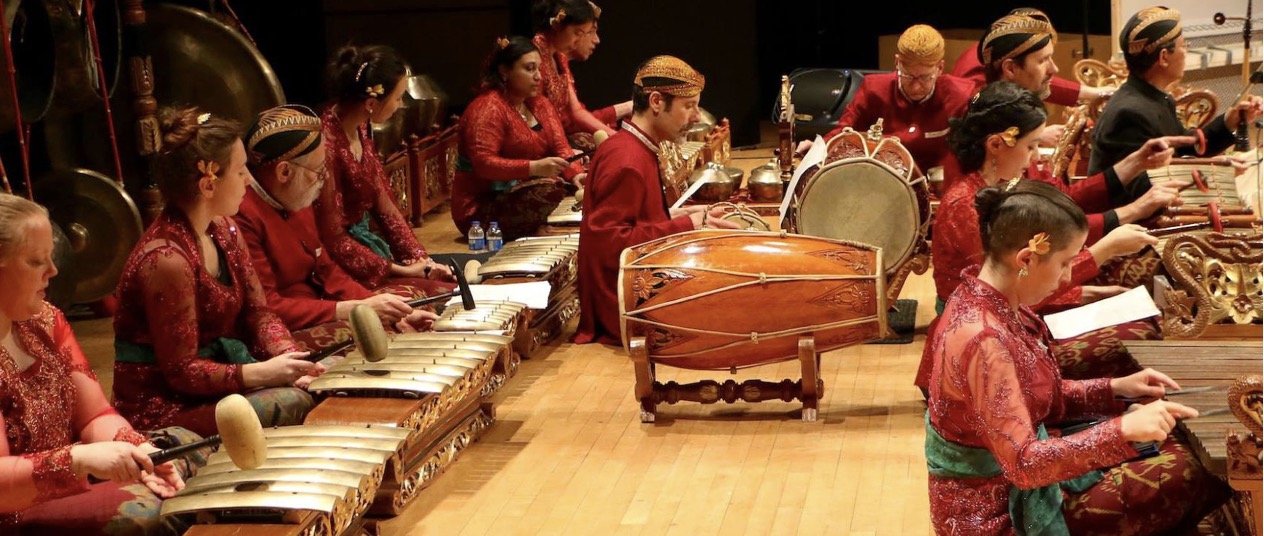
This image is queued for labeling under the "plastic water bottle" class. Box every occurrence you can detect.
[468,221,486,251]
[487,222,504,252]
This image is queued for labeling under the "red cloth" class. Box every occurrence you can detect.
[112,210,299,431]
[453,90,579,232]
[575,121,694,345]
[941,159,1110,243]
[590,105,618,127]
[534,33,609,136]
[824,72,974,172]
[0,303,148,514]
[313,105,428,288]
[235,187,374,331]
[925,272,1135,533]
[951,44,1082,107]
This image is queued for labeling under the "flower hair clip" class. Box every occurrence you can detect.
[1028,232,1051,255]
[197,112,211,125]
[550,8,567,26]
[197,160,221,182]
[997,126,1019,148]
[1005,177,1021,191]
[365,84,385,98]
[496,36,510,49]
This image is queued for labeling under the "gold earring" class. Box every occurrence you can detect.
[990,157,998,177]
[1018,266,1029,278]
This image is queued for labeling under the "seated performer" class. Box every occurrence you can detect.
[575,55,739,345]
[316,44,454,290]
[915,81,1190,390]
[924,179,1229,534]
[113,108,324,437]
[237,104,438,345]
[453,36,584,240]
[1090,5,1262,204]
[533,0,629,147]
[817,24,974,174]
[567,12,631,130]
[0,192,206,535]
[953,8,1111,109]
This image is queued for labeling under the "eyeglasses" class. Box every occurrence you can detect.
[290,159,327,179]
[896,66,940,85]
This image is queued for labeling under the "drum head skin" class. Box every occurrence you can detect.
[798,159,920,270]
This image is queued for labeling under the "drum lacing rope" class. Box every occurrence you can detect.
[626,315,882,358]
[750,332,759,344]
[624,267,878,317]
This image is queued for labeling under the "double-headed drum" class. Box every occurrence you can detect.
[784,126,931,301]
[477,234,580,354]
[619,230,887,370]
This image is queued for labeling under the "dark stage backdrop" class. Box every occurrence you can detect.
[206,0,1111,147]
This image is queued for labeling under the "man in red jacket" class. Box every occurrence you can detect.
[236,104,435,336]
[574,56,738,345]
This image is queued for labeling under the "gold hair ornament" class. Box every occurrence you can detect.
[197,160,221,183]
[550,8,567,26]
[197,113,211,125]
[588,1,601,18]
[1005,177,1021,191]
[365,84,385,98]
[998,126,1020,148]
[355,62,369,82]
[496,36,510,49]
[1028,232,1051,255]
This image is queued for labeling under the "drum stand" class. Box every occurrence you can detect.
[629,335,824,423]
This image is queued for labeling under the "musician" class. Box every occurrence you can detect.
[915,82,1189,390]
[315,44,454,290]
[925,179,1229,534]
[532,0,628,147]
[1089,6,1263,204]
[568,14,631,130]
[237,105,438,343]
[953,8,1111,111]
[574,56,740,345]
[454,36,584,240]
[113,108,324,437]
[0,193,207,535]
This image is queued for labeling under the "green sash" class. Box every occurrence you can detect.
[924,413,1101,536]
[114,338,256,365]
[935,297,947,316]
[348,213,393,261]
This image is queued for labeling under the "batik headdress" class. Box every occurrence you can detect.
[1124,6,1182,57]
[245,104,323,166]
[980,14,1057,66]
[634,55,705,98]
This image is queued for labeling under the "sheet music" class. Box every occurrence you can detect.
[445,281,552,310]
[778,135,827,226]
[670,175,710,210]
[1043,286,1161,340]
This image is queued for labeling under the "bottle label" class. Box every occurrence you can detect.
[470,238,487,251]
[489,238,503,251]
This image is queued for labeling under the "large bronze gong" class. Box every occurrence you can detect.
[34,167,141,304]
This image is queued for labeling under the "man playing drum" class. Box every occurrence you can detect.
[574,56,738,345]
[817,24,974,176]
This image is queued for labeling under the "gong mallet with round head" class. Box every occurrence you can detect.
[89,393,266,482]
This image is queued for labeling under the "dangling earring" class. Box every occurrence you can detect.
[1018,266,1029,278]
[989,157,999,179]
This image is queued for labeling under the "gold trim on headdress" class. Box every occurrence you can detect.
[247,106,323,166]
[634,55,705,98]
[981,14,1056,66]
[1028,232,1051,255]
[1127,7,1182,56]
[898,24,945,64]
[550,8,567,26]
[997,126,1020,148]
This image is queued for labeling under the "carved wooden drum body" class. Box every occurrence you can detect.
[784,127,931,301]
[619,230,888,371]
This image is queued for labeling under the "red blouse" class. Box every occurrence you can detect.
[951,44,1083,108]
[534,33,609,136]
[926,272,1134,533]
[1,303,149,517]
[314,105,427,288]
[235,187,374,330]
[112,209,299,431]
[453,90,580,228]
[931,172,1100,308]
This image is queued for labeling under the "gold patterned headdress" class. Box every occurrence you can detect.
[898,24,945,64]
[245,105,324,166]
[634,55,705,98]
[1124,7,1182,56]
[980,14,1057,66]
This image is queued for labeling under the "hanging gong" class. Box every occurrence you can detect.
[45,220,78,310]
[0,0,57,131]
[34,167,142,304]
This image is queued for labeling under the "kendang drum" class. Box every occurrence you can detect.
[784,123,931,303]
[620,230,888,422]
